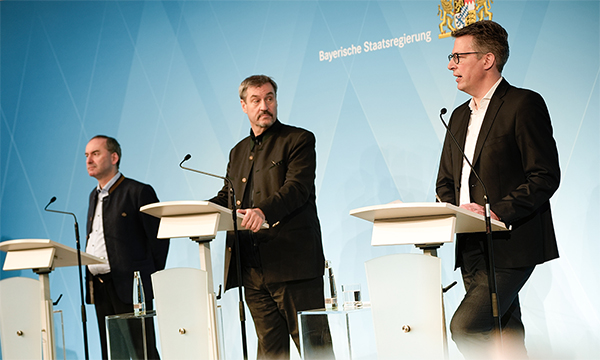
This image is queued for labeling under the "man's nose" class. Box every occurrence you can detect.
[259,100,269,111]
[448,59,456,71]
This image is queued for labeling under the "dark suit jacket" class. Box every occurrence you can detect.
[210,120,325,291]
[436,79,560,269]
[85,175,170,304]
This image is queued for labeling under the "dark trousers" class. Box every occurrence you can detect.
[92,274,160,360]
[242,268,334,360]
[450,242,535,360]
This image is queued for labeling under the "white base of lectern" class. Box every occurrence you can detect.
[152,268,213,359]
[0,277,42,360]
[365,254,446,359]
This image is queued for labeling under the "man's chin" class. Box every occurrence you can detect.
[258,119,275,128]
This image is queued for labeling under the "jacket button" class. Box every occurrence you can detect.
[249,155,254,161]
[228,247,232,252]
[236,200,241,206]
[242,177,247,183]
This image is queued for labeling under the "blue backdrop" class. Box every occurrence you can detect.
[1,1,599,359]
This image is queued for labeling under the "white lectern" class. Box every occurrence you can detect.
[350,202,507,359]
[350,202,507,251]
[140,200,261,360]
[0,239,106,360]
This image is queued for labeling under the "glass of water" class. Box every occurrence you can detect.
[342,284,362,309]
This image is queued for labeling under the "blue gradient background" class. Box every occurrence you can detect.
[1,1,598,359]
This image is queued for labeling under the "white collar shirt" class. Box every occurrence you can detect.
[86,171,121,275]
[459,77,503,205]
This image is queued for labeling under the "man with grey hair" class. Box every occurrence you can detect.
[210,75,331,359]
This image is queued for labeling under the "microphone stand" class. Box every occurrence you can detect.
[179,154,249,360]
[44,197,90,360]
[439,109,503,342]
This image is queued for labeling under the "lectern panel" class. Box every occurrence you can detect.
[152,268,212,359]
[371,215,456,246]
[366,254,445,359]
[0,277,42,360]
[3,247,55,271]
[156,213,220,240]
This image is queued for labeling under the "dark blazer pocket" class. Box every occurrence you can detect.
[484,134,513,147]
[269,159,284,168]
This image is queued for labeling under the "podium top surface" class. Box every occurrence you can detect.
[0,239,106,269]
[140,200,230,218]
[350,202,508,233]
[140,200,268,234]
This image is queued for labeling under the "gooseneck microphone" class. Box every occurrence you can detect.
[179,154,249,360]
[180,154,232,190]
[438,108,502,338]
[44,197,90,360]
[438,108,489,211]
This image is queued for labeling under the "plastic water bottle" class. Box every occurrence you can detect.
[324,260,338,310]
[133,271,146,316]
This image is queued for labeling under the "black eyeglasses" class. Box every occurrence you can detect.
[448,52,482,64]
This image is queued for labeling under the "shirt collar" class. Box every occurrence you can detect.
[97,171,122,194]
[250,119,280,146]
[469,77,503,113]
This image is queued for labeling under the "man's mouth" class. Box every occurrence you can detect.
[260,111,273,119]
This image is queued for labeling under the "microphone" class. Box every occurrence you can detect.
[180,154,230,183]
[44,197,81,240]
[45,197,77,222]
[45,196,57,208]
[44,196,90,360]
[180,154,237,210]
[438,107,502,338]
[438,108,489,207]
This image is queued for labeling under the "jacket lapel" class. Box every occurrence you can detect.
[87,190,98,237]
[472,79,510,166]
[452,105,472,180]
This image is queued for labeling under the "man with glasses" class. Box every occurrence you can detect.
[436,21,560,359]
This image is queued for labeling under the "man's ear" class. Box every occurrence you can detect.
[483,53,496,71]
[111,152,119,166]
[241,99,248,114]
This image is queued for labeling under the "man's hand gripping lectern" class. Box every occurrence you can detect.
[0,239,105,360]
[350,202,507,359]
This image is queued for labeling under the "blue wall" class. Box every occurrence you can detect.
[1,1,599,359]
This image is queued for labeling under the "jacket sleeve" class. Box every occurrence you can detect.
[138,184,170,271]
[491,91,561,225]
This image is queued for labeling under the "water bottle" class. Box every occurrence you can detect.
[133,271,146,316]
[324,260,338,310]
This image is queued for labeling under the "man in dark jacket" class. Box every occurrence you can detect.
[437,21,560,359]
[85,135,169,359]
[210,75,330,359]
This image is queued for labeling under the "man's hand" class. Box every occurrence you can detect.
[238,208,266,233]
[460,203,500,221]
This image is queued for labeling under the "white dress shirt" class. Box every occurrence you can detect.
[86,172,121,275]
[459,77,503,206]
